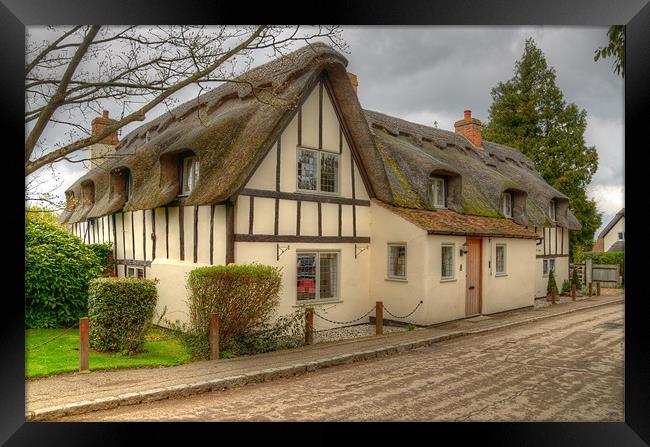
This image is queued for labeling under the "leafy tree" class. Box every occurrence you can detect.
[483,38,602,257]
[594,25,625,78]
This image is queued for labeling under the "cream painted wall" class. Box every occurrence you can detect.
[603,217,624,252]
[235,241,371,331]
[149,258,210,326]
[533,226,570,298]
[482,237,536,314]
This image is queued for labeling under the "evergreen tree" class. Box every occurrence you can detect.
[483,38,602,257]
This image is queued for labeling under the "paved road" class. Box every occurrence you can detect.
[61,303,624,422]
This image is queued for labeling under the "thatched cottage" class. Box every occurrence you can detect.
[60,43,580,328]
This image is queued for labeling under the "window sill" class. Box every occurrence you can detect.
[295,189,341,198]
[385,277,408,283]
[495,273,508,277]
[440,278,456,283]
[293,299,342,307]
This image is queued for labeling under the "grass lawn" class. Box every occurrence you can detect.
[26,327,191,379]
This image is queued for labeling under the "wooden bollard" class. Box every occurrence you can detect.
[79,317,89,372]
[376,301,383,335]
[209,313,220,360]
[597,282,601,296]
[305,307,314,345]
[571,284,576,301]
[588,282,593,297]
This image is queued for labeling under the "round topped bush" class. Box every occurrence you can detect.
[88,277,158,353]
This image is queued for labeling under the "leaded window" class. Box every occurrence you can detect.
[496,244,506,275]
[387,244,407,279]
[297,252,339,302]
[296,147,339,194]
[441,244,454,280]
[549,199,556,221]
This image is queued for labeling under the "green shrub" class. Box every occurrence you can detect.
[25,218,103,328]
[405,323,416,331]
[176,264,285,359]
[88,277,158,353]
[229,310,304,356]
[547,269,558,295]
[88,242,115,276]
[561,279,571,294]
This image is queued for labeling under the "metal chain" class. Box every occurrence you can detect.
[26,321,80,352]
[313,305,377,326]
[383,301,423,320]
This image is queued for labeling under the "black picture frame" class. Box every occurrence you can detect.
[5,0,648,444]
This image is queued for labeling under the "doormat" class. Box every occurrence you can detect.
[465,315,492,323]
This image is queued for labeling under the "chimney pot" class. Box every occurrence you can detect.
[464,110,471,119]
[103,110,109,119]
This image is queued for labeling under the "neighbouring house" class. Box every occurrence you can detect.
[59,43,581,328]
[593,208,624,253]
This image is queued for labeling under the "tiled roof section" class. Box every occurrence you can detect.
[607,240,625,252]
[374,199,538,239]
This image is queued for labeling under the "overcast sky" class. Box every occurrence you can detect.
[27,26,624,235]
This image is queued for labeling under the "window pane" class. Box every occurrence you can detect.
[431,179,444,207]
[543,260,548,274]
[549,259,555,272]
[297,254,317,301]
[442,245,453,278]
[297,149,317,191]
[388,245,406,277]
[496,246,505,273]
[319,253,338,299]
[320,153,339,193]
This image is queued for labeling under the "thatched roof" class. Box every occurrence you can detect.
[373,200,538,239]
[61,42,580,232]
[61,43,390,224]
[363,110,581,230]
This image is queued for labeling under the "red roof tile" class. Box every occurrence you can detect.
[374,200,538,239]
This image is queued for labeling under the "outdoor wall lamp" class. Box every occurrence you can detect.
[460,242,468,257]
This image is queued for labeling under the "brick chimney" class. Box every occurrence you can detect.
[347,72,358,94]
[454,109,482,148]
[91,110,119,145]
[85,110,119,170]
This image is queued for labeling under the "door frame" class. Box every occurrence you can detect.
[465,237,483,316]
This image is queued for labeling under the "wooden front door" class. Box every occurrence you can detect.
[465,237,482,316]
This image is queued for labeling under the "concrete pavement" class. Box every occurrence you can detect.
[26,293,623,421]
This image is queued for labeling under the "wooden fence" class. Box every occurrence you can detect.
[570,260,621,288]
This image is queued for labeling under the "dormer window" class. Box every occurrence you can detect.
[549,199,557,221]
[430,176,446,208]
[180,155,199,196]
[125,171,133,202]
[502,192,513,218]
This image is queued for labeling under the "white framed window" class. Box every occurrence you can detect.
[125,172,133,202]
[441,243,455,280]
[387,244,407,280]
[296,251,339,302]
[543,258,555,276]
[495,244,506,275]
[618,232,624,240]
[549,199,556,221]
[127,266,144,278]
[430,177,446,208]
[502,192,512,218]
[296,147,340,194]
[180,155,199,196]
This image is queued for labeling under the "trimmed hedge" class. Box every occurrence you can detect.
[177,264,285,359]
[88,277,158,353]
[25,218,103,328]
